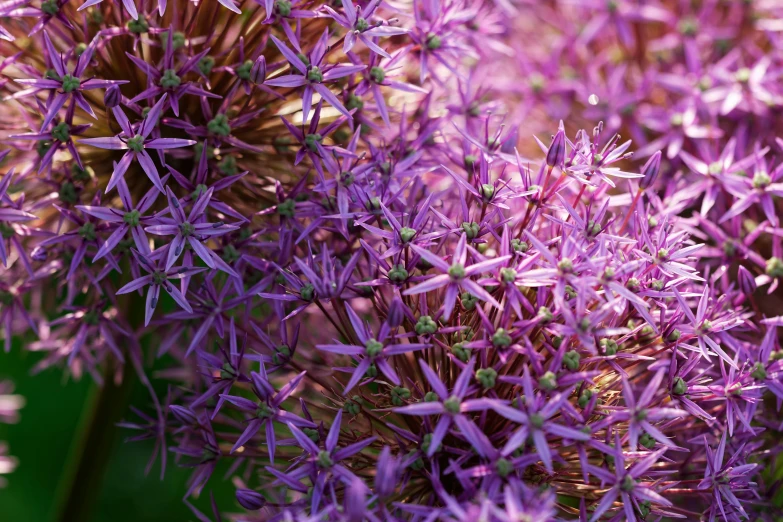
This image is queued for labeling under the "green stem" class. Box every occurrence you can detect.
[53,290,145,522]
[52,359,136,522]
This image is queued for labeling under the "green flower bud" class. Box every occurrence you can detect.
[343,396,361,415]
[388,264,409,283]
[123,209,141,226]
[198,56,215,76]
[236,59,254,80]
[399,227,416,243]
[600,338,618,356]
[391,386,411,406]
[316,450,334,468]
[563,350,580,371]
[491,328,512,348]
[538,371,557,391]
[421,432,441,454]
[495,458,513,478]
[59,182,78,204]
[423,391,438,402]
[159,69,181,89]
[61,74,80,93]
[460,221,479,239]
[369,66,385,84]
[461,292,477,310]
[626,277,641,292]
[300,283,315,302]
[450,342,469,362]
[78,222,96,241]
[207,114,231,137]
[443,396,461,414]
[426,32,442,50]
[307,66,323,83]
[672,377,687,396]
[126,135,145,152]
[537,306,553,323]
[127,17,149,33]
[476,368,497,389]
[639,432,655,449]
[364,338,384,357]
[577,389,594,408]
[557,258,573,273]
[511,239,529,253]
[52,122,70,142]
[766,257,783,278]
[415,315,438,335]
[751,362,767,381]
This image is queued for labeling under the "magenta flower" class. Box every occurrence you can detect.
[266,31,365,120]
[404,234,510,319]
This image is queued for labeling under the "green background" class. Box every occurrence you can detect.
[0,340,233,521]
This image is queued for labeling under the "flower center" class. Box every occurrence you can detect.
[443,396,461,414]
[370,66,385,84]
[316,450,333,468]
[41,0,59,15]
[208,114,231,137]
[275,0,292,16]
[305,133,322,151]
[78,222,96,241]
[179,222,195,237]
[159,69,182,89]
[448,264,466,280]
[307,66,323,83]
[52,122,70,142]
[61,74,80,93]
[123,209,141,226]
[364,338,384,357]
[127,135,145,152]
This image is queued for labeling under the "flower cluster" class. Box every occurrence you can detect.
[1,0,783,521]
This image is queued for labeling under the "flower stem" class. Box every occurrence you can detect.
[52,358,136,522]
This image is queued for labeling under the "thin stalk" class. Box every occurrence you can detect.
[53,291,145,522]
[52,358,136,522]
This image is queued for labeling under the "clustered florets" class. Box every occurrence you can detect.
[2,0,783,521]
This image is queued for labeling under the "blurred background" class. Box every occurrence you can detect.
[0,338,234,521]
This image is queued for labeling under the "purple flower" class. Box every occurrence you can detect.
[394,358,497,458]
[14,32,126,131]
[144,186,239,275]
[116,250,204,326]
[317,303,429,394]
[266,31,365,120]
[79,94,195,192]
[404,234,510,319]
[220,365,312,461]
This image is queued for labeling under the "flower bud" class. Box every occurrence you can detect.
[31,246,47,262]
[104,84,121,108]
[386,296,404,328]
[236,489,266,510]
[251,55,267,84]
[169,405,198,425]
[737,265,756,296]
[374,446,399,498]
[545,127,566,168]
[639,151,662,190]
